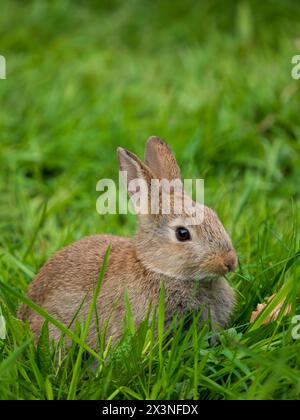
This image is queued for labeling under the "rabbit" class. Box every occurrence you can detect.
[18,136,237,347]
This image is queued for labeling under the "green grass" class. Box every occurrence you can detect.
[1,0,300,400]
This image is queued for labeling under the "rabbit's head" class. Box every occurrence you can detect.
[117,136,237,281]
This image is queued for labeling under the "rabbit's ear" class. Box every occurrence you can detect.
[145,136,181,181]
[117,147,154,195]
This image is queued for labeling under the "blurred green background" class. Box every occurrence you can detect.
[1,0,300,303]
[1,0,300,400]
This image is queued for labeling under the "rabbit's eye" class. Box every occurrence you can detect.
[175,227,191,241]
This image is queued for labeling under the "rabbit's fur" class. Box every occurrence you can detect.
[18,137,237,346]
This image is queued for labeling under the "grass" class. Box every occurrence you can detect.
[1,0,300,400]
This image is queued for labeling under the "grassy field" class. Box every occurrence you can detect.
[1,0,300,400]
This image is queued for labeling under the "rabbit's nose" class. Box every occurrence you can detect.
[223,250,237,273]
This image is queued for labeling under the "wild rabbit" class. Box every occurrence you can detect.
[18,136,237,346]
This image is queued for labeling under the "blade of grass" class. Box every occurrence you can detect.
[24,200,48,259]
[158,283,165,371]
[67,245,110,400]
[0,338,32,377]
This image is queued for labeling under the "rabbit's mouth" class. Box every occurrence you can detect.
[198,249,238,278]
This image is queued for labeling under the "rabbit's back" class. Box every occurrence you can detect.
[18,234,140,342]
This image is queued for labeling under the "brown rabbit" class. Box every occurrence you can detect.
[18,136,237,346]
